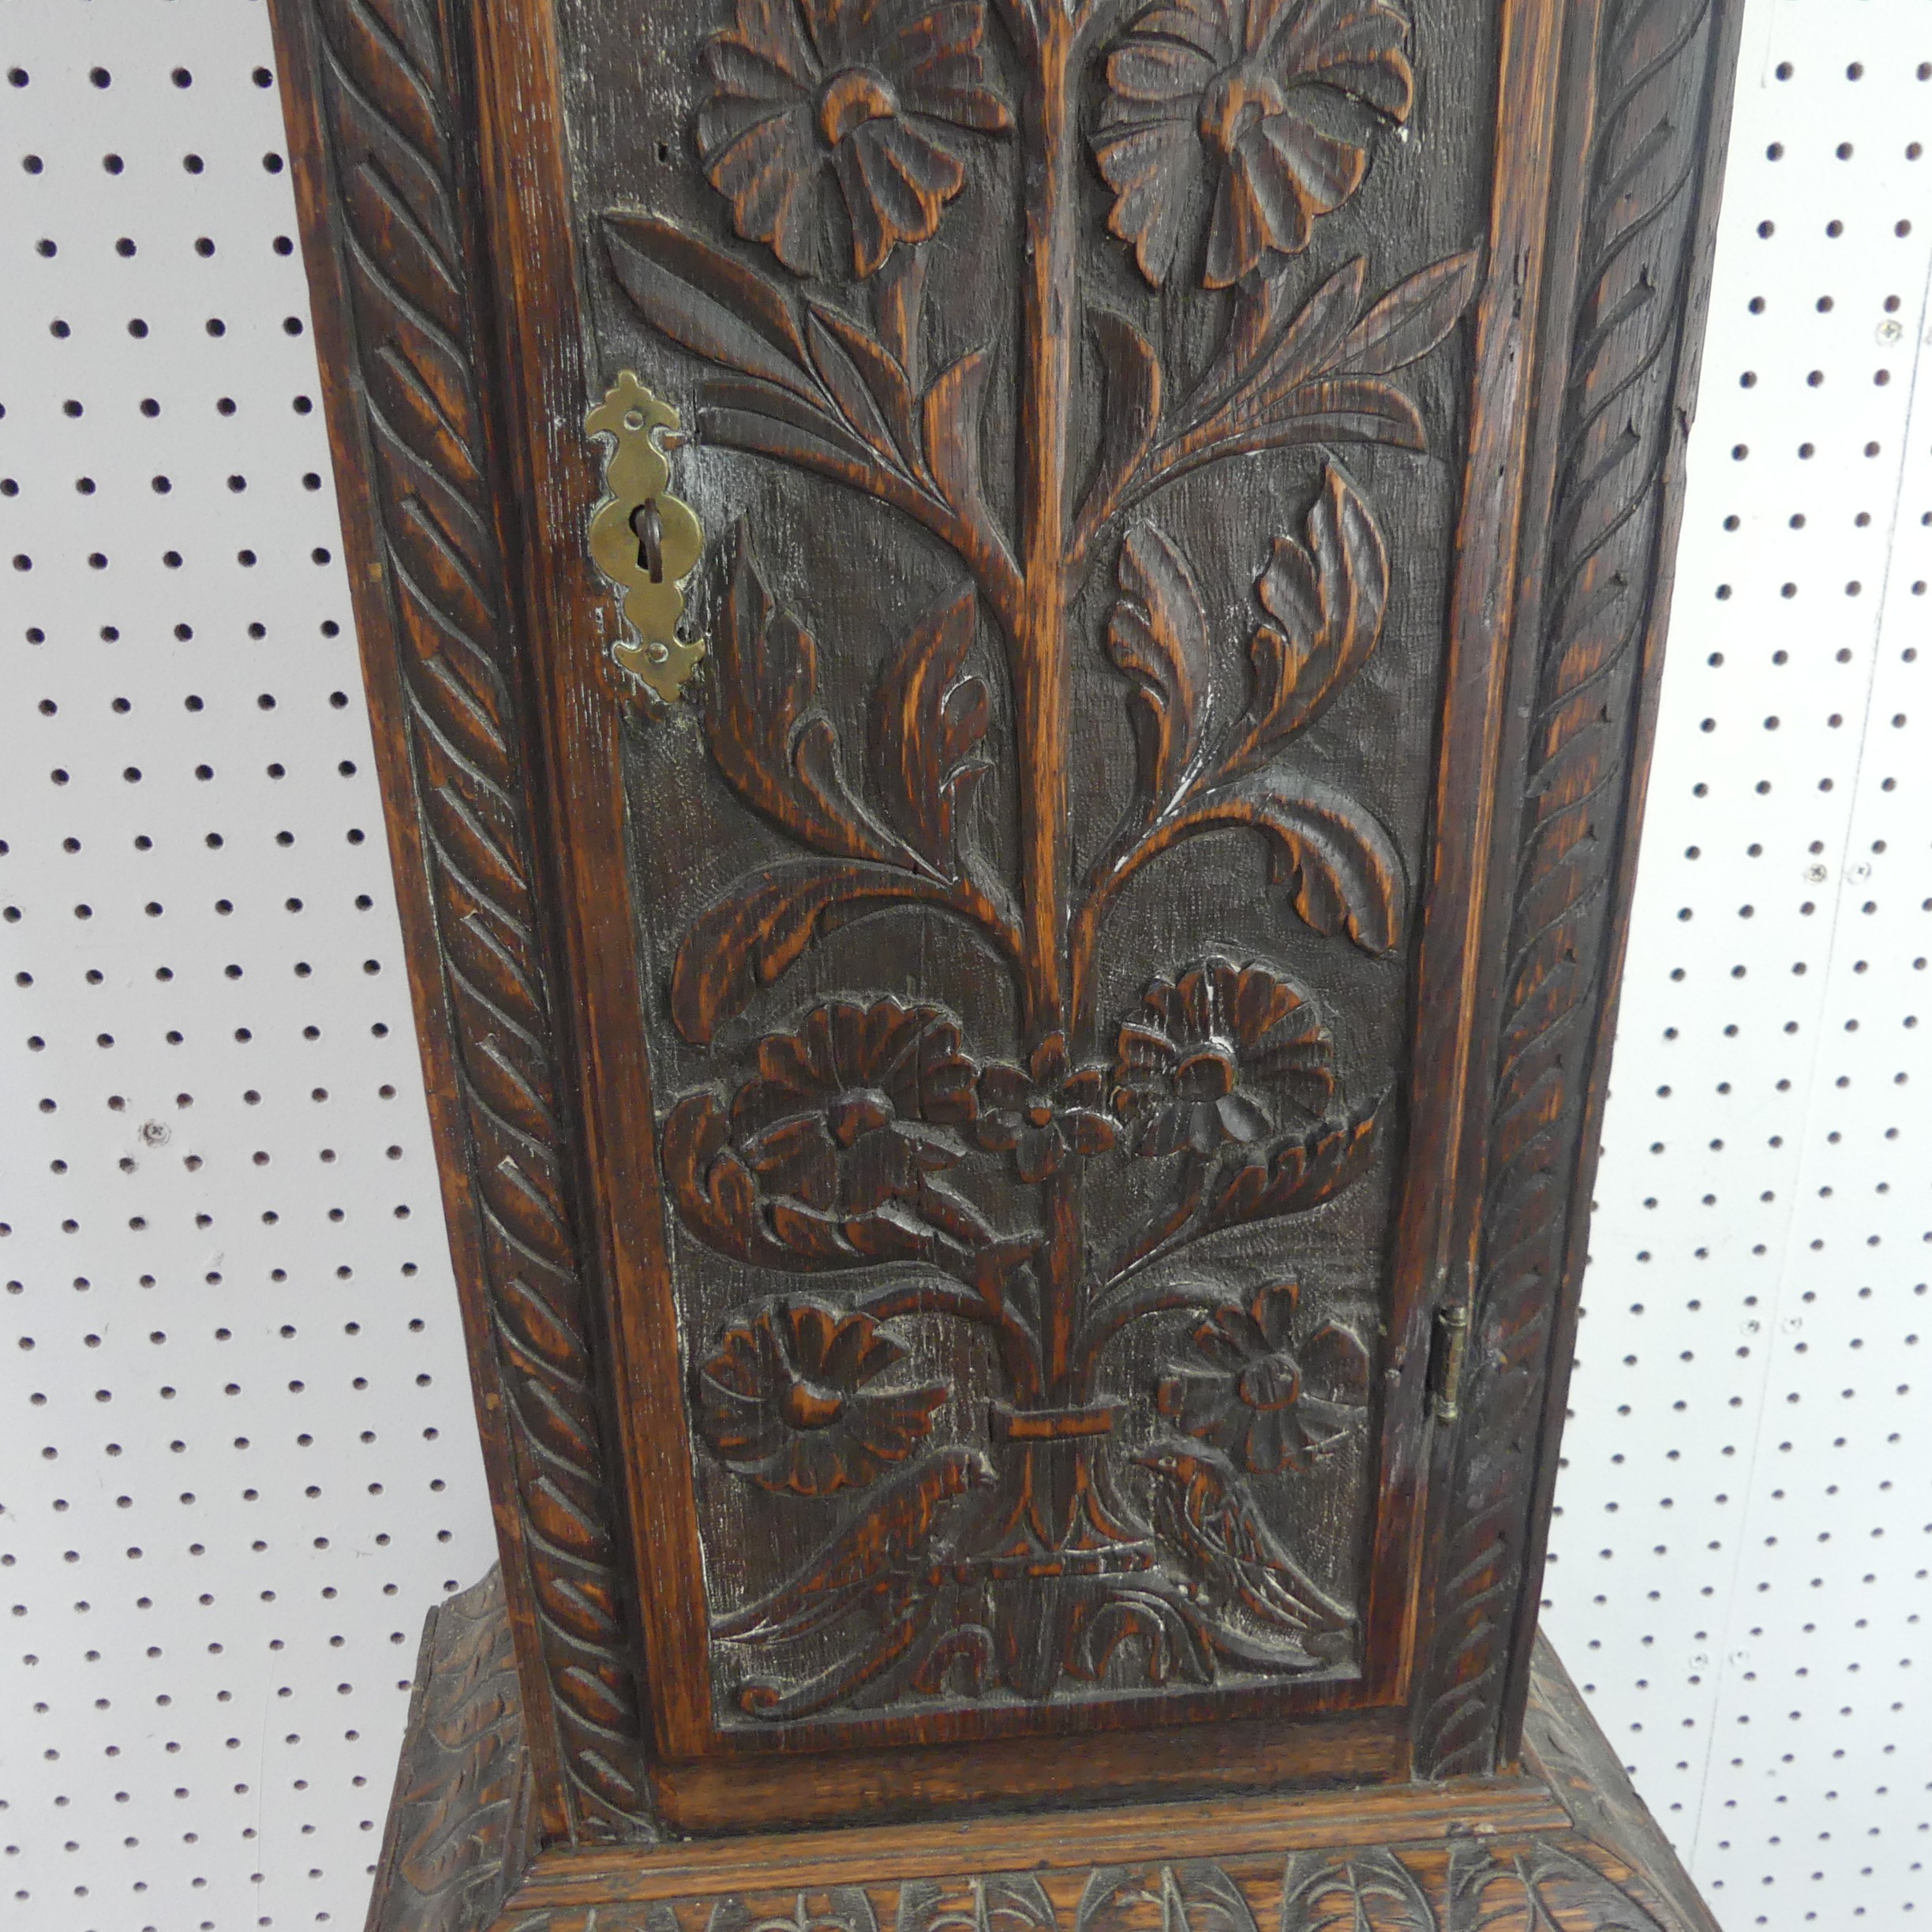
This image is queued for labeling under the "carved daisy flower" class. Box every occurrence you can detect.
[730,998,977,1218]
[697,1300,946,1495]
[1155,1279,1370,1474]
[1092,0,1414,289]
[973,1035,1118,1184]
[696,0,1013,279]
[1111,957,1335,1158]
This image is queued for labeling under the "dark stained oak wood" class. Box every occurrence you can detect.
[265,0,1741,1918]
[358,1573,1717,1932]
[266,0,653,1840]
[1416,0,1747,1778]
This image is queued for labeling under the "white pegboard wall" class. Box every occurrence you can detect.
[1541,3,1932,1929]
[0,6,493,1932]
[0,4,1927,1932]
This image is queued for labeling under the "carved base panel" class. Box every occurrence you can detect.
[365,1569,1716,1932]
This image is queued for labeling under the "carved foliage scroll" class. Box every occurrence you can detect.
[299,0,650,1834]
[494,1844,1667,1932]
[368,1572,524,1932]
[1417,0,1729,1778]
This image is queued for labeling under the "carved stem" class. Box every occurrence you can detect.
[1009,11,1085,1398]
[1069,788,1212,1026]
[1073,1282,1218,1397]
[853,1279,1042,1398]
[1011,12,1077,1046]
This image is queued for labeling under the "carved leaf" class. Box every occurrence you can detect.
[807,307,916,477]
[1078,1864,1258,1932]
[604,211,1014,580]
[1076,1869,1174,1932]
[603,212,818,403]
[1517,1847,1664,1931]
[869,586,991,877]
[706,537,899,863]
[705,373,883,474]
[1219,466,1391,780]
[1280,1849,1438,1932]
[670,860,943,1044]
[1338,250,1483,376]
[1241,378,1427,452]
[811,301,927,482]
[1204,1108,1384,1235]
[1078,309,1165,545]
[1449,1844,1665,1932]
[1109,524,1214,820]
[1183,262,1360,431]
[1225,260,1369,424]
[924,347,997,521]
[1170,1866,1260,1932]
[1214,782,1402,953]
[1153,251,1478,494]
[710,1889,882,1932]
[897,1874,1058,1932]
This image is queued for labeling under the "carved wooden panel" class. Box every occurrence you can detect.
[564,0,1494,1754]
[271,0,1743,1853]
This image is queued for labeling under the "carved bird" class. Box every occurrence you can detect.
[712,1447,993,1646]
[1135,1441,1351,1644]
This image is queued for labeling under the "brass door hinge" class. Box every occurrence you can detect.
[1428,1298,1471,1424]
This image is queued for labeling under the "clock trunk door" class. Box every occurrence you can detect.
[517,0,1515,1817]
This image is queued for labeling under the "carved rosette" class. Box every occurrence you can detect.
[697,0,1014,278]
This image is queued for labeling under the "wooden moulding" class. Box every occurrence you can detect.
[365,1569,1720,1932]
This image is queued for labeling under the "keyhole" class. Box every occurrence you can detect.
[631,499,665,583]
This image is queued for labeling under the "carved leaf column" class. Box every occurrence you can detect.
[1417,0,1738,1780]
[277,0,651,1837]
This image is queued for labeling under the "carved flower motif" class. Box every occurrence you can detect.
[1092,0,1414,289]
[1111,957,1334,1157]
[974,1034,1118,1183]
[1157,1279,1369,1473]
[732,998,977,1215]
[696,0,1013,279]
[698,1300,947,1493]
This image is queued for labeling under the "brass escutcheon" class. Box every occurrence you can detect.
[585,370,706,705]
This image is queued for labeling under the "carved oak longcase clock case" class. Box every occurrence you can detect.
[266,0,1741,1924]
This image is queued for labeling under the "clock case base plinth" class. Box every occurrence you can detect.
[365,1568,1717,1932]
